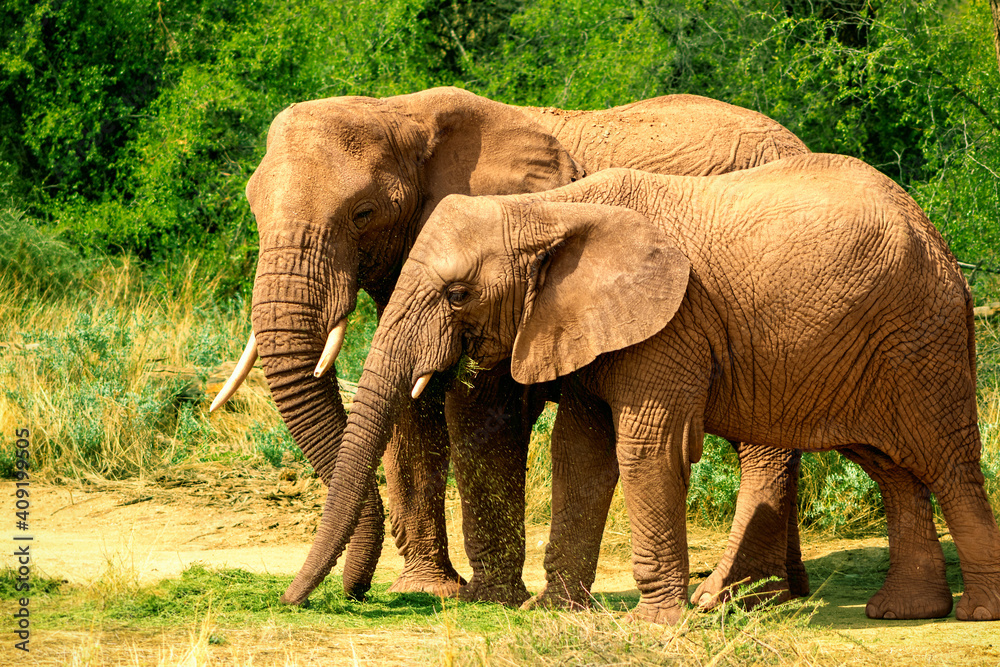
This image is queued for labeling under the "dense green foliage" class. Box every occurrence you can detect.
[2,0,998,286]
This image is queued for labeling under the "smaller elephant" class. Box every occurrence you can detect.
[279,153,1000,623]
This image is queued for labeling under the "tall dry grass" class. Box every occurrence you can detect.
[0,214,288,480]
[448,587,832,667]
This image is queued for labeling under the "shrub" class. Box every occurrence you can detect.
[0,207,85,297]
[2,309,183,478]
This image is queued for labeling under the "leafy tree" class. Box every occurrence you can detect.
[0,0,997,284]
[0,0,165,205]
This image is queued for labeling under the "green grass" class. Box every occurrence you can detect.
[29,564,517,635]
[2,562,837,665]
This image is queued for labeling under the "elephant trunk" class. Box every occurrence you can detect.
[252,241,383,600]
[281,337,410,604]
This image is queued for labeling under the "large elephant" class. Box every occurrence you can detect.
[283,153,1000,624]
[216,87,811,603]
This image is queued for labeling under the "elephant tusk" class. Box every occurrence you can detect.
[314,319,348,378]
[210,334,258,412]
[411,373,433,400]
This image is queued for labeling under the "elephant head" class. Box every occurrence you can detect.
[280,188,691,603]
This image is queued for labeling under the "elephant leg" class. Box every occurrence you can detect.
[522,384,617,611]
[927,456,1000,621]
[446,366,543,606]
[840,445,952,619]
[693,442,805,609]
[617,410,702,625]
[783,474,808,597]
[383,383,465,596]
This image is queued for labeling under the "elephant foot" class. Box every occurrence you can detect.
[520,586,590,612]
[955,574,1000,621]
[458,576,531,607]
[692,565,791,610]
[865,579,953,620]
[627,600,685,625]
[387,562,466,598]
[785,557,810,598]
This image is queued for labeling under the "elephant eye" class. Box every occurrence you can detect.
[446,284,471,307]
[353,208,374,229]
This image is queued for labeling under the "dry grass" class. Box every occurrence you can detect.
[0,255,285,481]
[450,589,833,667]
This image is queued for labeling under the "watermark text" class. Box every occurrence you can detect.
[12,428,31,653]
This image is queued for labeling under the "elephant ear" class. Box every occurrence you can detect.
[391,87,584,202]
[511,202,690,385]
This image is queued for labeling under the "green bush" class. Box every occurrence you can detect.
[0,0,165,205]
[250,422,304,468]
[687,436,742,526]
[4,309,182,478]
[4,0,998,283]
[0,207,85,296]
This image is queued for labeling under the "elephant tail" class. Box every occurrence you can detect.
[965,281,977,388]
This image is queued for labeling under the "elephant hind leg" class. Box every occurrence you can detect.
[927,452,1000,621]
[784,489,809,598]
[840,445,952,620]
[693,442,804,610]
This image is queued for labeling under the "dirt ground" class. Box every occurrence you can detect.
[3,468,999,666]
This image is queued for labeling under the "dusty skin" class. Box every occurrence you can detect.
[1,473,998,666]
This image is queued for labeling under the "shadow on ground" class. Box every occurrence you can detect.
[596,538,965,630]
[799,538,962,630]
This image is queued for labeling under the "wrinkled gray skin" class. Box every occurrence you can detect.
[288,154,1000,624]
[247,86,809,604]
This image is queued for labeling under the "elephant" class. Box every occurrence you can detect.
[213,86,812,604]
[280,153,1000,624]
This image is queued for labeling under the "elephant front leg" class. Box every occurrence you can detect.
[692,442,806,609]
[446,370,541,606]
[383,384,465,597]
[617,413,703,625]
[522,386,618,611]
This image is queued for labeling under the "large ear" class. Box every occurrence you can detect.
[511,202,690,385]
[390,87,584,202]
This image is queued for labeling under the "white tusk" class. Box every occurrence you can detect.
[210,334,259,412]
[313,318,348,378]
[411,373,433,400]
